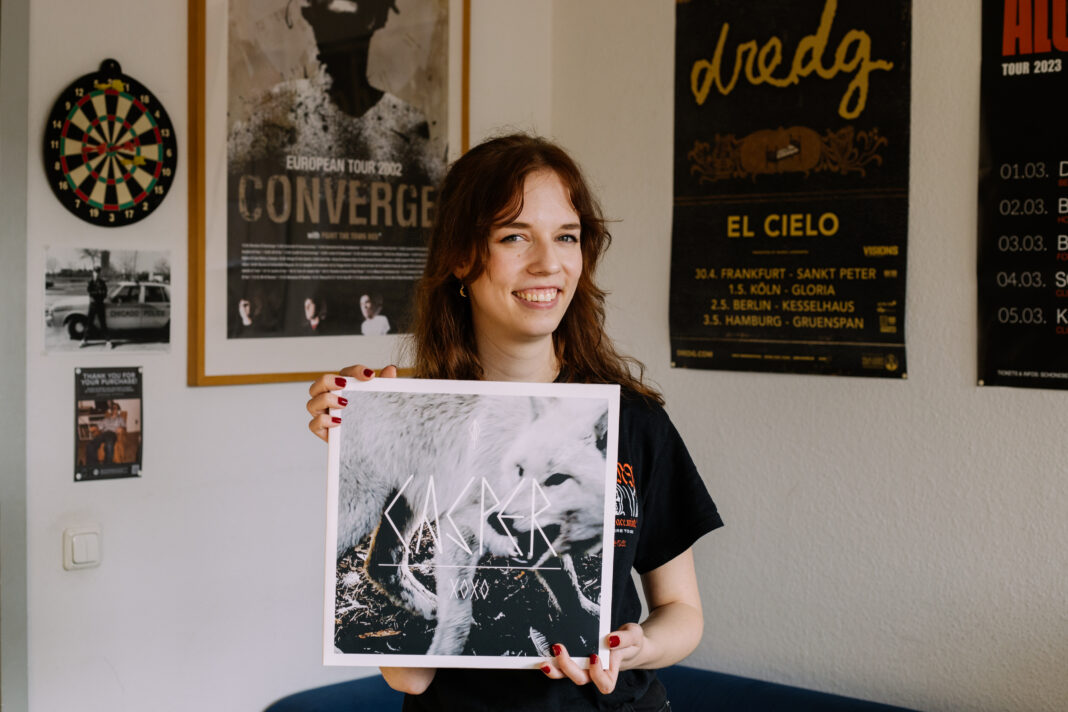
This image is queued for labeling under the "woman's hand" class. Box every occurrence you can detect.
[540,549,704,695]
[306,364,398,441]
[540,622,645,694]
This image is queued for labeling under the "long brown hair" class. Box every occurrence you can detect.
[408,134,662,403]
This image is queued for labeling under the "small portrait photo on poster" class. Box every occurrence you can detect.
[324,378,619,669]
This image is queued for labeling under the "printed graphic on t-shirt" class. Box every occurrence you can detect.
[615,462,639,547]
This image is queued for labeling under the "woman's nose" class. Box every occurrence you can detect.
[526,237,561,274]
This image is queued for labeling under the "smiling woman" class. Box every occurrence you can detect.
[305,134,723,711]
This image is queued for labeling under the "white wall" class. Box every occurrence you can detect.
[551,2,1067,712]
[5,1,1067,711]
[9,1,549,711]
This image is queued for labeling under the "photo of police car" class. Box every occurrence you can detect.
[44,248,171,352]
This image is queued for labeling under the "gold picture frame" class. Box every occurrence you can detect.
[188,0,469,385]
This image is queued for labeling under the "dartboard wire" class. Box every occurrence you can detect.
[69,153,108,201]
[125,164,157,201]
[67,101,106,147]
[89,92,110,140]
[113,124,147,160]
[116,137,159,199]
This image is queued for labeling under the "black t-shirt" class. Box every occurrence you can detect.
[402,392,723,712]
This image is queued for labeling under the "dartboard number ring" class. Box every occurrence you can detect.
[43,58,178,227]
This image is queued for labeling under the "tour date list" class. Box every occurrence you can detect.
[977,0,1068,389]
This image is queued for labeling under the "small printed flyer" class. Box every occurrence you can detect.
[75,367,143,482]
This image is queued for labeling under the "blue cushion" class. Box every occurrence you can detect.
[659,665,918,712]
[264,675,401,712]
[263,665,919,711]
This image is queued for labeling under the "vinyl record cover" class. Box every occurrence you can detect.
[324,378,619,669]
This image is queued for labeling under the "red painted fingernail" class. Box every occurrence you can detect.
[331,416,341,424]
[609,635,620,648]
[334,377,346,387]
[337,397,348,406]
[541,665,552,675]
[589,654,598,665]
[363,368,374,378]
[551,644,562,657]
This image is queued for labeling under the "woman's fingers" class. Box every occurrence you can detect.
[541,641,620,694]
[607,622,643,654]
[586,652,619,695]
[306,365,398,442]
[307,412,341,442]
[308,372,346,398]
[548,645,589,686]
[306,371,349,442]
[337,363,396,380]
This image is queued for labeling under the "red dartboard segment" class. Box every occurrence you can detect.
[43,58,177,227]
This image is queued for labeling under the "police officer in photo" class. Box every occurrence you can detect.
[82,266,112,349]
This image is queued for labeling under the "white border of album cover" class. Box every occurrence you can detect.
[325,378,619,669]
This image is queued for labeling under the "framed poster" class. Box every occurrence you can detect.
[325,378,619,669]
[670,0,911,378]
[188,0,470,385]
[977,0,1068,389]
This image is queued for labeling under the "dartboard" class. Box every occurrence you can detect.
[43,59,177,227]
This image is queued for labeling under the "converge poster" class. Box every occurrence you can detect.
[670,0,911,378]
[225,0,449,340]
[977,0,1068,390]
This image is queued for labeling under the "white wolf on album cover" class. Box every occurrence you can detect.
[324,378,619,669]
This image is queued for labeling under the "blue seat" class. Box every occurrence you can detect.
[264,665,919,711]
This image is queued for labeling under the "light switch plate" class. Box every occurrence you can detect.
[63,526,101,570]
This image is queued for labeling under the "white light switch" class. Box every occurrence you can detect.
[63,526,101,570]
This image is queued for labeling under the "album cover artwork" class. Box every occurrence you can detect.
[324,378,619,669]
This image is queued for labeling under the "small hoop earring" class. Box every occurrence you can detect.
[459,284,467,298]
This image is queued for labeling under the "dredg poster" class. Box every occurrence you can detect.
[671,0,911,378]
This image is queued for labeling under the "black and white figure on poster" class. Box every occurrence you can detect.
[306,135,723,709]
[82,266,112,349]
[359,292,391,335]
[228,0,444,184]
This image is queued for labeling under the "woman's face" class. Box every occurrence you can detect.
[304,298,317,320]
[464,170,582,350]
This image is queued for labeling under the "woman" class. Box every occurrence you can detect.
[307,134,722,711]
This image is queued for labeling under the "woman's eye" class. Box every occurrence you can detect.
[499,234,524,243]
[557,233,579,243]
